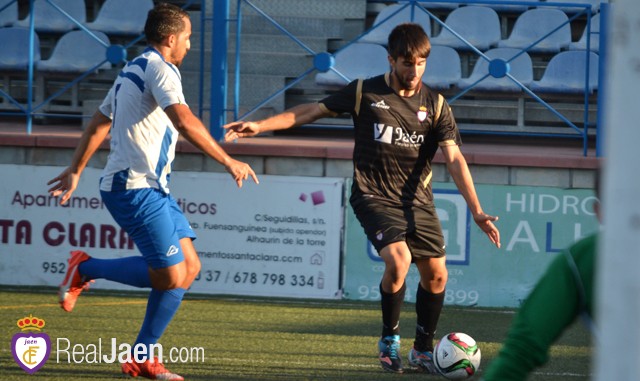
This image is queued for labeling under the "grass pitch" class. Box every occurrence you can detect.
[0,287,591,380]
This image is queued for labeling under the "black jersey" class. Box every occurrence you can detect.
[319,73,461,207]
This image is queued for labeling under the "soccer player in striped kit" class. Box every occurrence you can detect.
[48,3,258,379]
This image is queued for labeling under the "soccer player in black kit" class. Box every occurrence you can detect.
[224,23,501,374]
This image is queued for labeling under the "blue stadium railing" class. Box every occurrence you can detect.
[0,0,607,157]
[0,0,203,133]
[227,0,608,156]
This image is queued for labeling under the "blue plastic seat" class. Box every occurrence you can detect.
[423,45,461,90]
[530,51,599,94]
[360,3,431,45]
[419,1,459,11]
[429,6,501,51]
[15,0,86,33]
[497,8,571,53]
[569,14,600,52]
[38,30,111,72]
[0,27,40,70]
[485,0,540,13]
[0,0,18,27]
[315,43,389,87]
[554,0,601,13]
[457,48,533,92]
[85,0,153,36]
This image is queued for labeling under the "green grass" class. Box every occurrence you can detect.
[0,287,592,380]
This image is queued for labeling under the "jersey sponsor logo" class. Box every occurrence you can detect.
[374,124,394,144]
[370,100,390,110]
[374,123,425,147]
[166,245,179,257]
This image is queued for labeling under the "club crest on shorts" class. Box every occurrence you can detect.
[11,315,51,374]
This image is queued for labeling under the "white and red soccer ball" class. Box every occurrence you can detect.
[433,332,481,380]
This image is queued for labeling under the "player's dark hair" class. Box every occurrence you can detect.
[387,23,431,61]
[144,2,189,45]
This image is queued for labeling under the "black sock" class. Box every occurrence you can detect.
[414,284,445,352]
[380,282,406,337]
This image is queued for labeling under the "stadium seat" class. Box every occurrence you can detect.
[36,30,111,111]
[315,42,389,87]
[554,0,601,13]
[0,0,18,27]
[429,6,501,51]
[530,51,599,94]
[38,30,111,72]
[15,0,86,33]
[497,8,572,53]
[85,0,153,36]
[423,45,461,89]
[485,0,540,13]
[457,48,533,92]
[569,14,600,52]
[360,3,431,45]
[0,27,40,70]
[419,1,459,11]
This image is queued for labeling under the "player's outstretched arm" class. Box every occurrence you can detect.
[165,103,259,188]
[47,111,112,204]
[223,102,330,142]
[441,144,501,248]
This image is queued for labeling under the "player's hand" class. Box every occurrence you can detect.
[224,159,259,188]
[223,121,260,141]
[47,167,80,205]
[473,213,501,249]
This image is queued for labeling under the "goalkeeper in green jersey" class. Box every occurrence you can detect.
[483,169,600,381]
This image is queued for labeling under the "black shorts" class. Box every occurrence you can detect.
[351,196,446,259]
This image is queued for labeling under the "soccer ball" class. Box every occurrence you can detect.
[433,332,481,380]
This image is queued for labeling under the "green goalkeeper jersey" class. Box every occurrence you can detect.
[483,233,597,381]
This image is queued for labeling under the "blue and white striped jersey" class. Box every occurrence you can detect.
[98,47,186,194]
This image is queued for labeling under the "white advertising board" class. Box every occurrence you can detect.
[0,164,344,299]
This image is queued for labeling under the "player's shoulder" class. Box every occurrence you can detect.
[570,233,598,253]
[566,233,598,267]
[421,84,444,103]
[362,73,386,83]
[361,74,388,89]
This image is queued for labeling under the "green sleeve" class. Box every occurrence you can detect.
[483,235,596,381]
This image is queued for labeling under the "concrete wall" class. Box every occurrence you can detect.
[0,133,599,190]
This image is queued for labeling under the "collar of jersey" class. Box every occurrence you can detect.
[142,46,180,77]
[143,46,165,62]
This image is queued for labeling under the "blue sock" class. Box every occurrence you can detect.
[135,288,186,356]
[78,256,151,288]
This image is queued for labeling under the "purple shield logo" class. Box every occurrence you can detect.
[11,333,51,374]
[11,315,51,374]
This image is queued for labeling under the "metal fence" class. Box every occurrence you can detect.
[0,0,607,156]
